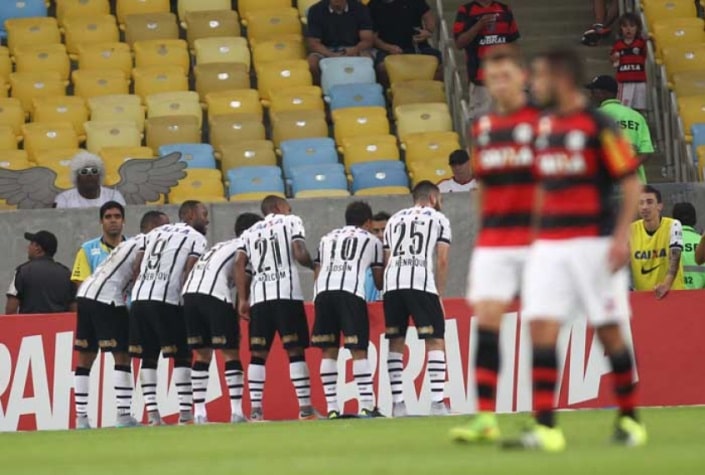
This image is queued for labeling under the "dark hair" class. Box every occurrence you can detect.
[178,200,203,220]
[235,212,263,236]
[540,47,584,88]
[140,211,167,233]
[482,43,525,68]
[412,180,440,203]
[373,211,391,222]
[643,185,662,203]
[618,13,642,38]
[261,195,287,215]
[345,201,373,227]
[100,201,124,219]
[672,202,696,227]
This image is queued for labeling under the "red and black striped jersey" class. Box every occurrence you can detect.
[611,37,647,83]
[453,1,519,84]
[471,105,540,247]
[533,108,639,240]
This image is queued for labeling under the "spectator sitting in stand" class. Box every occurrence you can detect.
[438,149,478,193]
[54,151,126,209]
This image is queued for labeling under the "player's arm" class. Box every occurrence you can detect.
[181,256,199,288]
[71,248,91,284]
[371,239,384,290]
[435,243,450,297]
[694,233,705,265]
[454,8,492,49]
[234,251,251,320]
[5,270,21,314]
[293,240,315,270]
[655,220,683,298]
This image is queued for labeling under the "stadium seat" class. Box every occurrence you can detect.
[651,18,705,63]
[34,148,80,188]
[146,91,203,128]
[10,71,66,114]
[170,168,225,203]
[384,54,438,85]
[407,161,452,186]
[134,39,190,72]
[77,43,134,79]
[0,47,11,82]
[229,191,285,201]
[22,122,80,161]
[320,57,376,97]
[206,89,263,122]
[83,120,142,154]
[145,115,201,151]
[0,78,7,98]
[354,186,410,196]
[643,0,698,31]
[290,163,349,197]
[239,0,293,24]
[159,143,216,169]
[692,123,705,157]
[0,150,31,169]
[14,44,71,83]
[341,134,400,172]
[124,12,180,46]
[194,37,250,70]
[194,62,251,102]
[391,80,446,108]
[184,10,241,50]
[673,70,705,98]
[351,160,409,193]
[5,17,61,56]
[0,98,25,139]
[57,0,111,27]
[116,0,171,28]
[328,83,386,110]
[332,106,390,146]
[678,95,705,142]
[100,146,155,185]
[269,86,325,117]
[177,0,232,26]
[133,66,189,101]
[404,131,460,165]
[88,94,145,131]
[32,96,89,138]
[63,15,120,58]
[662,43,705,86]
[219,140,277,170]
[698,145,705,180]
[209,113,266,151]
[227,165,285,199]
[395,102,453,145]
[0,125,18,150]
[252,39,306,69]
[298,0,319,24]
[257,60,313,105]
[245,9,302,44]
[280,137,338,180]
[0,0,48,39]
[72,69,130,100]
[271,109,329,148]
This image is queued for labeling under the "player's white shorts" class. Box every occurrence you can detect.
[467,246,529,303]
[618,82,647,110]
[521,238,631,326]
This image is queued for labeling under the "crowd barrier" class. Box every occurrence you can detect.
[0,291,703,432]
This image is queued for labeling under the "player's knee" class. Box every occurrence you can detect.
[595,324,626,354]
[224,359,243,372]
[425,338,445,352]
[288,352,305,363]
[350,349,367,360]
[251,351,268,362]
[76,351,97,368]
[193,348,213,364]
[388,338,405,353]
[112,351,130,367]
[221,349,240,362]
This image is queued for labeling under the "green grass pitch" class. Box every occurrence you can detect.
[1,407,703,475]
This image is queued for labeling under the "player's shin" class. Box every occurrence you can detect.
[173,361,193,423]
[74,367,91,424]
[191,361,210,421]
[113,364,133,418]
[532,347,559,428]
[387,350,404,404]
[289,354,312,411]
[248,356,266,417]
[609,349,638,420]
[140,361,159,419]
[475,328,501,413]
[320,357,339,415]
[353,357,375,412]
[224,360,244,419]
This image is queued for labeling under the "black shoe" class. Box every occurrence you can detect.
[360,407,385,418]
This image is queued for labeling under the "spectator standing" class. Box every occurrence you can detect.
[438,149,477,193]
[453,0,519,118]
[672,202,705,289]
[54,151,126,209]
[610,13,647,112]
[586,75,653,184]
[364,211,390,302]
[5,231,76,314]
[582,0,619,46]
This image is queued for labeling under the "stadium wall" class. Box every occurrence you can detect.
[0,292,703,431]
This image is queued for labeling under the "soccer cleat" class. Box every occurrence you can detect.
[147,410,164,426]
[360,407,385,418]
[449,412,501,443]
[178,411,194,425]
[75,415,91,430]
[612,416,647,447]
[392,402,407,418]
[115,415,141,428]
[230,413,248,423]
[430,401,450,416]
[250,407,264,422]
[327,410,341,419]
[299,406,322,420]
[194,415,208,425]
[501,424,566,452]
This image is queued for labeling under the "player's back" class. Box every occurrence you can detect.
[314,226,383,300]
[182,237,242,303]
[384,206,452,294]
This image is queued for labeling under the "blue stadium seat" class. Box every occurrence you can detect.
[691,123,705,163]
[280,137,338,180]
[159,143,216,169]
[290,163,348,196]
[0,0,47,38]
[227,165,285,197]
[351,160,408,193]
[319,57,376,97]
[327,83,386,110]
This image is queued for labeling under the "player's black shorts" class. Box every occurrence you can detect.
[128,300,189,360]
[383,289,445,340]
[183,293,240,350]
[312,291,369,350]
[74,298,129,353]
[249,299,310,352]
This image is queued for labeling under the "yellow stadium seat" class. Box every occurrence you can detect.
[271,109,328,147]
[651,18,705,63]
[0,98,25,139]
[100,146,155,185]
[269,86,324,117]
[146,91,203,128]
[332,106,389,146]
[5,17,61,56]
[206,89,262,122]
[34,148,81,188]
[83,120,142,154]
[384,54,439,85]
[354,186,409,196]
[230,191,284,202]
[672,70,705,98]
[63,15,120,58]
[171,192,228,204]
[77,42,134,79]
[341,134,400,172]
[257,60,312,105]
[177,0,232,26]
[209,113,266,152]
[298,0,319,24]
[88,94,145,130]
[0,126,18,150]
[246,9,302,44]
[57,0,111,26]
[184,10,241,50]
[32,96,89,138]
[252,38,306,69]
[134,39,191,73]
[14,44,71,83]
[10,72,66,114]
[124,12,180,47]
[391,80,446,108]
[403,131,460,165]
[0,78,7,99]
[0,150,31,169]
[239,0,292,24]
[145,115,201,150]
[133,66,189,101]
[22,122,80,161]
[72,69,130,100]
[194,37,250,70]
[296,189,351,198]
[0,47,12,82]
[170,169,225,202]
[407,161,452,186]
[395,102,453,145]
[677,94,705,142]
[662,43,705,87]
[643,0,698,31]
[219,140,277,170]
[116,0,171,28]
[194,62,251,102]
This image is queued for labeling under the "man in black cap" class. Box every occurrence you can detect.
[438,149,477,193]
[5,231,76,314]
[585,74,653,184]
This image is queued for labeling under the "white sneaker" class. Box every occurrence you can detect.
[147,410,164,426]
[392,402,407,417]
[430,401,449,416]
[194,415,208,425]
[250,407,263,422]
[231,413,248,423]
[178,411,194,425]
[116,414,141,428]
[75,415,91,430]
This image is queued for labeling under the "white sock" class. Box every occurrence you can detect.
[320,358,339,413]
[74,368,90,417]
[191,363,209,419]
[289,360,312,409]
[225,364,244,417]
[173,366,192,416]
[427,350,446,403]
[113,365,133,418]
[353,358,375,411]
[248,363,265,409]
[140,368,158,414]
[388,351,404,404]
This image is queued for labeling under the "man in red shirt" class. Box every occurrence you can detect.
[506,48,646,452]
[453,0,519,119]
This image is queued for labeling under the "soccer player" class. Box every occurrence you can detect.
[508,48,645,451]
[73,210,169,429]
[182,212,263,424]
[449,44,540,443]
[235,196,317,421]
[312,201,384,418]
[383,181,451,417]
[364,211,390,302]
[130,201,209,425]
[629,186,684,298]
[672,202,705,289]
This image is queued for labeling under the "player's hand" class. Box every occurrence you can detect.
[478,14,497,27]
[607,239,629,273]
[413,29,432,42]
[654,282,671,300]
[387,45,404,54]
[610,52,620,63]
[238,300,251,321]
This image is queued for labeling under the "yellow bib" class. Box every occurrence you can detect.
[629,218,685,291]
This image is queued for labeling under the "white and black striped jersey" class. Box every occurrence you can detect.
[314,226,383,300]
[76,234,145,306]
[383,206,452,294]
[182,237,243,303]
[238,214,306,304]
[131,223,207,305]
